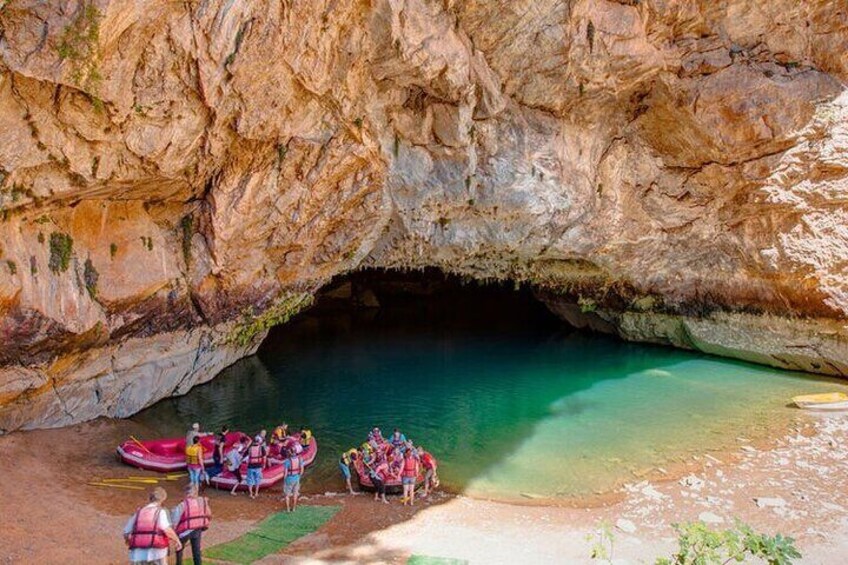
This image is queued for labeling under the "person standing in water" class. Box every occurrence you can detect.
[282,448,304,512]
[185,436,205,489]
[339,448,358,495]
[401,449,420,506]
[124,487,182,565]
[171,484,211,565]
[246,435,267,499]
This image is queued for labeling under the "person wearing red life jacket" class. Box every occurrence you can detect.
[123,487,182,565]
[171,484,212,565]
[419,447,439,497]
[246,435,267,499]
[401,449,420,506]
[282,448,305,512]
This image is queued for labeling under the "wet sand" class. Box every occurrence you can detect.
[1,414,847,564]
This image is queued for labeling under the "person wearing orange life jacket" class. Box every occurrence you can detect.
[282,448,305,512]
[401,449,420,506]
[123,487,182,565]
[185,436,206,488]
[245,435,267,499]
[171,484,212,565]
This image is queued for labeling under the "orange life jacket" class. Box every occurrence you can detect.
[174,497,211,535]
[248,445,264,466]
[185,444,203,466]
[402,456,418,478]
[128,505,169,549]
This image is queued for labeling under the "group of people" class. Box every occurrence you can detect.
[124,423,436,564]
[339,427,439,506]
[123,484,211,565]
[186,422,313,509]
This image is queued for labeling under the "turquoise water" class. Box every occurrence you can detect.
[134,287,845,500]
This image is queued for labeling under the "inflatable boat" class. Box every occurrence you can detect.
[116,432,249,473]
[210,434,318,491]
[793,392,848,411]
[353,443,433,493]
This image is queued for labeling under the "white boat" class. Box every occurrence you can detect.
[792,392,848,411]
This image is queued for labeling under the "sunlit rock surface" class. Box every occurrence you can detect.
[0,0,846,429]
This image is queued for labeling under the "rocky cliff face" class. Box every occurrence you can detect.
[1,0,846,430]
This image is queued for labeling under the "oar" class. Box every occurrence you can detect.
[88,482,144,490]
[165,473,188,479]
[101,478,160,484]
[129,435,152,454]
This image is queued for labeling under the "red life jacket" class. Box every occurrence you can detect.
[288,456,302,475]
[128,505,169,549]
[248,445,264,466]
[421,453,436,470]
[175,497,211,535]
[402,456,418,478]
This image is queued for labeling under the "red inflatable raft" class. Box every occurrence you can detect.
[211,434,318,491]
[353,442,433,493]
[116,432,249,473]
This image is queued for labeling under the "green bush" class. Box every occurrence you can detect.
[49,232,74,273]
[589,520,801,565]
[180,215,194,265]
[83,258,99,298]
[656,521,801,565]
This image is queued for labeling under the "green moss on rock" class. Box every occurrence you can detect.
[227,293,314,347]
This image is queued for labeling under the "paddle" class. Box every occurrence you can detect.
[129,435,152,454]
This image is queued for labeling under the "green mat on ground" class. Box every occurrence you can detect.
[193,505,340,564]
[407,556,469,565]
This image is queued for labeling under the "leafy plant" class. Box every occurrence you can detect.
[587,521,615,563]
[655,521,801,565]
[578,296,597,313]
[180,215,194,266]
[49,232,74,273]
[83,258,99,298]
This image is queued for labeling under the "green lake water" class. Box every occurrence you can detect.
[134,285,845,501]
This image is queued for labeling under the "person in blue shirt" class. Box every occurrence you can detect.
[390,428,407,451]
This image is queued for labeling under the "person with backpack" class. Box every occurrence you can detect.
[123,487,182,565]
[171,484,212,565]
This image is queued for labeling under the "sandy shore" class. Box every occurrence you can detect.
[1,414,847,564]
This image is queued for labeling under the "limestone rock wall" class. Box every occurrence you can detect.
[0,0,846,429]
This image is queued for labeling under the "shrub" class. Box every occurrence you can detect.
[83,258,99,298]
[656,521,801,565]
[49,232,74,273]
[6,260,16,275]
[109,242,118,259]
[180,215,193,265]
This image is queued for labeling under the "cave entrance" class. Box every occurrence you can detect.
[136,269,844,501]
[265,268,565,343]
